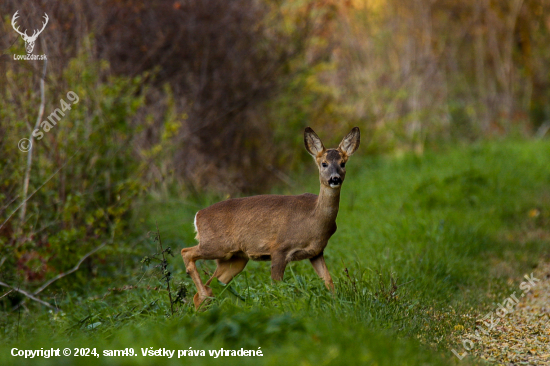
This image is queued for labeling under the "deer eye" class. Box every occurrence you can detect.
[321,162,328,168]
[340,162,346,168]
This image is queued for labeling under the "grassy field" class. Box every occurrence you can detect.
[1,140,549,365]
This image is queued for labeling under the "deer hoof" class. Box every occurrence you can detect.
[193,288,213,311]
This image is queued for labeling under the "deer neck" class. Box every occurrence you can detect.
[315,184,341,221]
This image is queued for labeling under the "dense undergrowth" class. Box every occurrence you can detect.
[1,140,549,365]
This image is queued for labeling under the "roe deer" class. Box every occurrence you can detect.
[181,126,360,309]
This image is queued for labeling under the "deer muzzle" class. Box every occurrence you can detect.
[328,175,342,188]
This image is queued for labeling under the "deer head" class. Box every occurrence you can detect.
[304,127,360,189]
[12,11,49,54]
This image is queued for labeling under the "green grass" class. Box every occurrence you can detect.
[1,140,549,365]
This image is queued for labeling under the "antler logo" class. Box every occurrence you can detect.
[12,11,49,54]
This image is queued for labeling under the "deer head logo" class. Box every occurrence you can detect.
[12,11,49,54]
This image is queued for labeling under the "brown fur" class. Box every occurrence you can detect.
[181,127,360,309]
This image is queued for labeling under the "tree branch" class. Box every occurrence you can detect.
[20,59,48,224]
[0,289,13,300]
[0,147,82,232]
[3,240,108,312]
[33,241,107,296]
[0,281,57,310]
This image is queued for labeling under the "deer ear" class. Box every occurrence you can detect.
[338,127,360,157]
[304,127,325,157]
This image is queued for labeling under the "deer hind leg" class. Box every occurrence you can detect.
[309,252,335,292]
[181,245,214,310]
[205,256,249,286]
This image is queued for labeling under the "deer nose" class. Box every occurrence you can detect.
[328,175,342,186]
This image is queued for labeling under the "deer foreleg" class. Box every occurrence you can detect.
[309,253,335,292]
[181,246,213,310]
